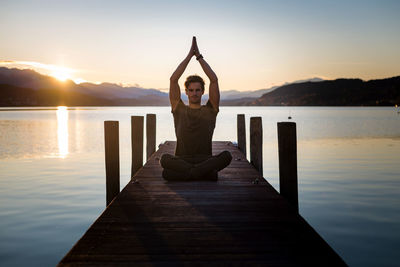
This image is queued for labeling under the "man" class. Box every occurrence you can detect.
[160,37,232,181]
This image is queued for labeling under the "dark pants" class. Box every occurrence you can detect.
[159,151,232,181]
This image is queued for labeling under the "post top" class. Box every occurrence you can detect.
[278,121,296,125]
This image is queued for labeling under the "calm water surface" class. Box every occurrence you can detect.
[0,106,399,266]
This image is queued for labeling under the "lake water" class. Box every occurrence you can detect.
[0,106,399,266]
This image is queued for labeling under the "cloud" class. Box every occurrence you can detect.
[327,61,368,66]
[0,60,75,73]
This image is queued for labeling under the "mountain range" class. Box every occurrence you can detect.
[248,77,400,106]
[0,67,399,106]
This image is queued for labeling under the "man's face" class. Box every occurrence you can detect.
[185,82,204,105]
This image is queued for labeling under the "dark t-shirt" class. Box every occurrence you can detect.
[172,99,218,156]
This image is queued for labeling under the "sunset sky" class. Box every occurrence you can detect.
[1,0,399,91]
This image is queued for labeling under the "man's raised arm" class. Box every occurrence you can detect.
[193,38,220,112]
[169,38,196,111]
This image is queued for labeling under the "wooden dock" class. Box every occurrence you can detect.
[58,141,346,266]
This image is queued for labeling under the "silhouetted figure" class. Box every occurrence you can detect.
[160,37,232,181]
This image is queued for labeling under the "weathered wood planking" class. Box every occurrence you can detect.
[58,141,347,266]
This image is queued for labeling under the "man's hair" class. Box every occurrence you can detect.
[185,75,205,91]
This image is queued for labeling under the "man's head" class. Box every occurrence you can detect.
[185,75,205,105]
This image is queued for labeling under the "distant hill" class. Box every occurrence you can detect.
[220,97,258,106]
[221,78,324,100]
[1,67,398,106]
[0,67,63,90]
[0,84,114,106]
[78,82,167,100]
[0,67,168,106]
[250,77,400,106]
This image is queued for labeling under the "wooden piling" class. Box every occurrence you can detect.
[104,121,120,206]
[131,116,144,178]
[250,117,263,174]
[277,122,298,212]
[146,114,156,160]
[237,114,246,156]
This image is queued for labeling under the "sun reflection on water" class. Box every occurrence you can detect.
[56,106,69,158]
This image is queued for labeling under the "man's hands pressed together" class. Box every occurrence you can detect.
[192,37,201,58]
[169,36,220,111]
[188,36,198,58]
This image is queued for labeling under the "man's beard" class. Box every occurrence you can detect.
[189,96,201,104]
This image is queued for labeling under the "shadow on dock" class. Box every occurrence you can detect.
[58,139,347,266]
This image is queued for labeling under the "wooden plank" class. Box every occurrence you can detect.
[58,141,347,266]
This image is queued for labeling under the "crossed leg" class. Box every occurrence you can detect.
[160,151,232,181]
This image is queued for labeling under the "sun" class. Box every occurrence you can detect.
[48,65,74,82]
[51,68,72,82]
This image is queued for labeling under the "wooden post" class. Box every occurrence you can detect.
[250,117,263,174]
[104,121,120,206]
[131,116,144,178]
[237,114,246,156]
[277,122,298,212]
[146,114,156,160]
